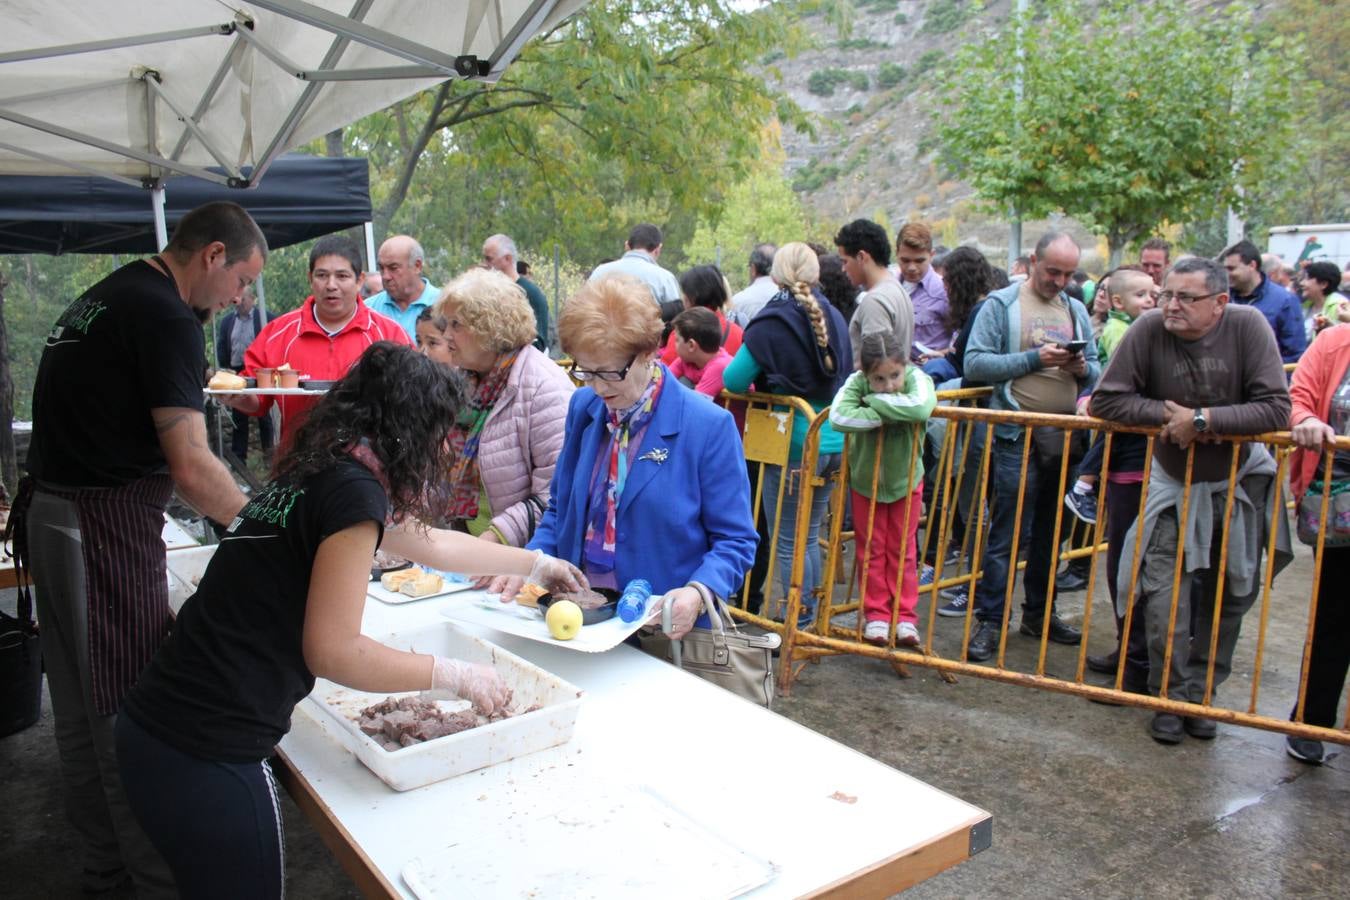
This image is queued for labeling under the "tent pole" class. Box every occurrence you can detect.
[255,271,268,320]
[151,183,168,251]
[364,221,376,272]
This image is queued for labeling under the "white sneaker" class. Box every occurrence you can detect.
[863,620,889,644]
[896,621,921,646]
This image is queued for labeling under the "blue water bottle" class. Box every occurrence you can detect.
[616,578,654,623]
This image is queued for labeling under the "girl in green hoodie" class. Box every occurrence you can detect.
[829,333,937,646]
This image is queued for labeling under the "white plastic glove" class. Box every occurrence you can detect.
[426,657,512,716]
[526,550,588,594]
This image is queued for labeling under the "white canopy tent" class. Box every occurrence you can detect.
[0,0,586,244]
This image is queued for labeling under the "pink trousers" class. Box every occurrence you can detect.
[851,484,924,625]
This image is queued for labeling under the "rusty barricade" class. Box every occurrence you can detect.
[756,400,1349,747]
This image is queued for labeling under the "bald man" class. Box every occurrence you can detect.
[483,233,549,350]
[366,235,438,338]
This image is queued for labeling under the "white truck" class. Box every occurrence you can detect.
[1266,223,1350,270]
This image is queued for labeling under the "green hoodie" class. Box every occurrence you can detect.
[828,367,937,501]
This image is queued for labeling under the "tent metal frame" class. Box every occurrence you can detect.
[0,0,568,211]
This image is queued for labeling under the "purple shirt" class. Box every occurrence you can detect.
[904,266,951,352]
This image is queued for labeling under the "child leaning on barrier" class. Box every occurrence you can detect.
[1064,267,1157,524]
[829,333,937,647]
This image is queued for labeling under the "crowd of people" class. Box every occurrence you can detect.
[13,199,1349,897]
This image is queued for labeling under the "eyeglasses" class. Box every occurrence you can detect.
[1157,291,1218,306]
[568,355,637,383]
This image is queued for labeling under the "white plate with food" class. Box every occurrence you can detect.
[367,566,477,604]
[204,387,324,396]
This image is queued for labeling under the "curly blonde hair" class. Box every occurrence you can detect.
[559,275,662,360]
[433,268,538,353]
[771,242,833,371]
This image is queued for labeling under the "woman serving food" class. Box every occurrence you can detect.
[115,342,584,898]
[493,275,758,639]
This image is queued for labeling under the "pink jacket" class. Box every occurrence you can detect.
[479,346,574,546]
[1289,323,1350,501]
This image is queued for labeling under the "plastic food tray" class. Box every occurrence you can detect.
[298,622,583,791]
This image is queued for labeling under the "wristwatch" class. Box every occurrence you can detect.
[1193,408,1208,433]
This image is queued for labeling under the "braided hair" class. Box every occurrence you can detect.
[771,242,834,373]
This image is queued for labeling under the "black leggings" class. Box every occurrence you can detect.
[115,714,285,899]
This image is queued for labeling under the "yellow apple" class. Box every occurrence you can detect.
[545,599,584,641]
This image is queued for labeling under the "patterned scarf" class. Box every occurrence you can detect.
[583,364,665,578]
[445,350,519,520]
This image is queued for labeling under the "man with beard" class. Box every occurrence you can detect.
[22,201,264,895]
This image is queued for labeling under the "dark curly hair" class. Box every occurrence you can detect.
[941,246,994,334]
[274,342,466,524]
[817,253,857,322]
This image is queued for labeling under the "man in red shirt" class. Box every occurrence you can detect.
[223,234,411,446]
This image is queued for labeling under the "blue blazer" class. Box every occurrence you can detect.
[529,368,757,601]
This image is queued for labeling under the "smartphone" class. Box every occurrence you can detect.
[1057,340,1088,354]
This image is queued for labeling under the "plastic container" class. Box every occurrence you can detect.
[616,578,653,623]
[254,367,275,388]
[277,368,301,389]
[299,622,584,791]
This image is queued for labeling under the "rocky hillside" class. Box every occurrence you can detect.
[776,0,1103,267]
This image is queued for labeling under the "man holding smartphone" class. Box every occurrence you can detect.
[962,232,1101,661]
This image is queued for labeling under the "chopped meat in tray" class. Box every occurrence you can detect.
[353,695,539,752]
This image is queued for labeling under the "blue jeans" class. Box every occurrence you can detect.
[762,453,841,621]
[974,436,1067,625]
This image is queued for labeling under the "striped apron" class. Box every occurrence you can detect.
[38,475,174,715]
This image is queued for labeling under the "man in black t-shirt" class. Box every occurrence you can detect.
[24,201,266,897]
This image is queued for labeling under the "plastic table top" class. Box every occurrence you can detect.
[273,591,993,898]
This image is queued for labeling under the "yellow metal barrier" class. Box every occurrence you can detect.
[749,399,1349,747]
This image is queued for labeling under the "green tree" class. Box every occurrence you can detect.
[685,129,808,287]
[1254,0,1348,226]
[938,0,1299,264]
[345,1,812,248]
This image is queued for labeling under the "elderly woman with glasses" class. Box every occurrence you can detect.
[491,275,758,638]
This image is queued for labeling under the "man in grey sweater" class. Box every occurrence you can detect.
[1090,256,1291,745]
[963,232,1101,662]
[835,218,913,367]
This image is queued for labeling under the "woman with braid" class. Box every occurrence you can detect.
[724,242,853,627]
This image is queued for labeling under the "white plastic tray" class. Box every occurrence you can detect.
[298,622,583,791]
[367,570,476,605]
[401,785,779,899]
[442,593,649,653]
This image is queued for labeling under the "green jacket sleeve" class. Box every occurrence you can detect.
[828,372,882,432]
[863,366,937,423]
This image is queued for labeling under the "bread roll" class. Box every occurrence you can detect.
[208,371,248,391]
[514,582,548,608]
[399,571,444,598]
[380,568,419,592]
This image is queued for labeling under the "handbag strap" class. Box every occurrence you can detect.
[661,582,725,670]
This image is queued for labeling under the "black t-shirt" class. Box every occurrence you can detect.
[28,259,206,487]
[124,458,388,763]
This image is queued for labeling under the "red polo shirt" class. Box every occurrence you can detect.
[243,296,411,447]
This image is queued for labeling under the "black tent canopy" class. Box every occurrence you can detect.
[0,154,371,254]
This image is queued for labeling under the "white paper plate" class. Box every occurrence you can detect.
[442,594,649,652]
[367,571,476,605]
[204,387,323,396]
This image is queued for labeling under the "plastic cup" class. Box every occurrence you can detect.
[277,369,301,389]
[255,368,275,388]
